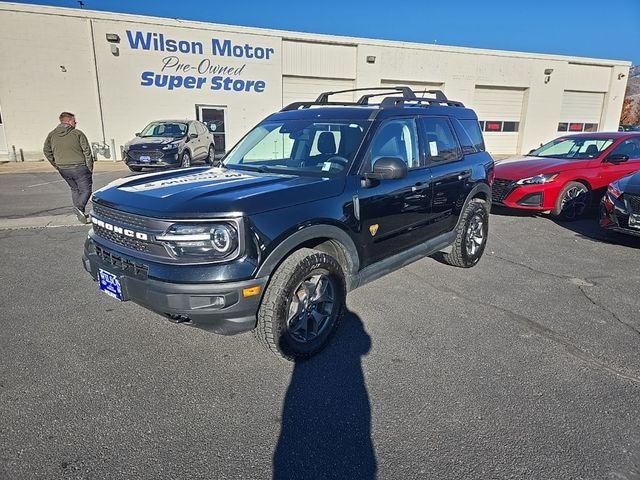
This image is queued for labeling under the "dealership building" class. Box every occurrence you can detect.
[0,2,632,162]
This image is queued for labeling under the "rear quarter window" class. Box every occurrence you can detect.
[458,119,485,152]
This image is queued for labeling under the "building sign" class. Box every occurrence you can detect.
[126,30,274,93]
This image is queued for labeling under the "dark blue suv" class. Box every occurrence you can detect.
[83,87,494,360]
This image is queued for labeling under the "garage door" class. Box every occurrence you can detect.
[380,80,444,99]
[558,91,604,133]
[473,87,526,155]
[282,76,355,108]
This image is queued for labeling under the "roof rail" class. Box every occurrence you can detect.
[279,86,463,111]
[315,86,417,104]
[381,94,465,109]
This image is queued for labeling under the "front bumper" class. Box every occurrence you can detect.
[83,245,268,335]
[599,192,640,237]
[492,179,561,211]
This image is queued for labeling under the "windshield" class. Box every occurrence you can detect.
[530,137,614,159]
[140,122,188,138]
[223,119,370,176]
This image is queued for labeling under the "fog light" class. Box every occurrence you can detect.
[189,295,226,309]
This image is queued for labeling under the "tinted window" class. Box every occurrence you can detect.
[369,119,421,170]
[451,118,477,155]
[459,119,485,152]
[610,138,640,160]
[421,117,462,163]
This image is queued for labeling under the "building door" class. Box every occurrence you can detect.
[0,109,7,155]
[557,91,604,134]
[473,86,526,155]
[282,76,355,108]
[196,105,226,159]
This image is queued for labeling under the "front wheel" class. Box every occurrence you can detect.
[552,181,591,221]
[205,145,215,165]
[180,151,191,168]
[442,198,489,268]
[254,248,346,361]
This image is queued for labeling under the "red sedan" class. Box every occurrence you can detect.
[493,133,640,220]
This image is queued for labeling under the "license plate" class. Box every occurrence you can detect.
[630,214,640,229]
[139,155,151,162]
[98,269,124,301]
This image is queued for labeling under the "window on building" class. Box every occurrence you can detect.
[480,121,519,132]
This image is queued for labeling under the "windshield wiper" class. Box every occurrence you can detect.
[231,164,271,173]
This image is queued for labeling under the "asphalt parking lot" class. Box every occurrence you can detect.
[1,169,639,480]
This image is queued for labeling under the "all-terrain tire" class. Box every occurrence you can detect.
[254,248,346,361]
[442,198,489,268]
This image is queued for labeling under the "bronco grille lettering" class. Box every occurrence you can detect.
[91,216,149,241]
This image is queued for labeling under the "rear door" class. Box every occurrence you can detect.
[357,118,432,264]
[419,116,470,235]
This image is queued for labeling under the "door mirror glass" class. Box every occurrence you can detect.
[368,157,408,180]
[605,154,629,164]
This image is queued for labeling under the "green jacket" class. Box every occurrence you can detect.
[43,124,94,171]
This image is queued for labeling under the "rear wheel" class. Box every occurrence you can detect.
[552,181,591,221]
[180,151,191,168]
[254,248,346,361]
[441,198,489,268]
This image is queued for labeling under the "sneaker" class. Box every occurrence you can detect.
[75,207,88,224]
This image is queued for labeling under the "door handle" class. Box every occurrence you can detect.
[458,172,471,181]
[412,182,426,192]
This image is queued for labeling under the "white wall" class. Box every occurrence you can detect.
[0,2,631,160]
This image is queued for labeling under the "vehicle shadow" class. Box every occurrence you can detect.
[491,205,640,249]
[273,311,376,480]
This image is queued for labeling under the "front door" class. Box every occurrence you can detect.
[357,118,432,265]
[600,137,640,185]
[196,105,226,160]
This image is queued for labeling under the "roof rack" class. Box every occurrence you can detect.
[280,86,464,111]
[281,86,416,111]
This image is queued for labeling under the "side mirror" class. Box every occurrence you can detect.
[367,157,408,180]
[135,132,141,137]
[605,154,629,164]
[189,133,198,139]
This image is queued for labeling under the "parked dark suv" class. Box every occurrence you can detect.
[123,120,216,172]
[83,87,494,360]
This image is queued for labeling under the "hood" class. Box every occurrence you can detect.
[93,167,346,218]
[617,170,640,195]
[126,135,184,148]
[52,124,74,137]
[495,156,592,180]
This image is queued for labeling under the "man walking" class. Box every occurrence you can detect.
[43,112,94,224]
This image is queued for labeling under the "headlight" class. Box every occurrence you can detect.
[162,142,180,151]
[607,182,622,199]
[156,223,238,259]
[516,173,559,185]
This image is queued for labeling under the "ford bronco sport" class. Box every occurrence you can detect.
[83,87,494,360]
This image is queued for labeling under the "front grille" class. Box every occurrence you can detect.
[94,225,150,252]
[92,204,149,229]
[128,150,164,161]
[627,194,640,214]
[95,245,148,279]
[492,179,515,203]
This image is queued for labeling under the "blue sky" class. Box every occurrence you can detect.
[10,0,640,65]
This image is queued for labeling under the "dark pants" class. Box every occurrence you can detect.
[59,165,93,213]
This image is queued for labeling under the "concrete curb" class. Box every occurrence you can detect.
[0,214,90,230]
